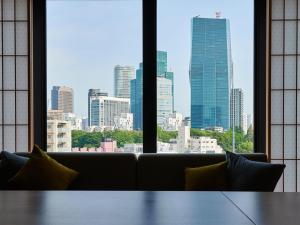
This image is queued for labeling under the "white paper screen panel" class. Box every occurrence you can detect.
[270,0,300,192]
[0,0,30,152]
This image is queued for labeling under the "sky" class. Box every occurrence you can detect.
[47,0,254,119]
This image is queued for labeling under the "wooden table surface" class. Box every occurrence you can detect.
[0,191,299,225]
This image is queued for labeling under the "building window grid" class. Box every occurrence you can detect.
[0,0,31,153]
[270,0,300,192]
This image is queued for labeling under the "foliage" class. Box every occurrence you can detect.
[72,130,143,148]
[72,126,254,153]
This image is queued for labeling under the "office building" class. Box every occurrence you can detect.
[90,96,130,128]
[114,65,135,98]
[131,51,174,130]
[88,89,108,126]
[190,17,232,130]
[51,86,74,113]
[230,88,244,131]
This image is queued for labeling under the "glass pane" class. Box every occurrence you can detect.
[157,0,254,153]
[3,22,15,55]
[16,0,28,21]
[3,91,15,124]
[16,22,28,55]
[16,125,28,152]
[272,21,284,55]
[47,0,142,153]
[3,0,14,21]
[272,0,284,20]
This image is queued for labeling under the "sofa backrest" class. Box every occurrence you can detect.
[15,152,267,190]
[137,153,268,190]
[17,152,137,190]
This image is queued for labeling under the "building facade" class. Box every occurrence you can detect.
[47,120,72,152]
[131,51,174,130]
[230,88,244,131]
[114,65,135,98]
[88,89,108,126]
[51,86,74,113]
[190,17,232,130]
[113,113,133,131]
[188,136,223,154]
[90,96,130,128]
[162,112,183,131]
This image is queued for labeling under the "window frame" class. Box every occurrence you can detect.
[33,0,267,154]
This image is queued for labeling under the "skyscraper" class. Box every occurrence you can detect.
[88,89,108,126]
[230,88,244,131]
[130,51,174,130]
[51,86,74,113]
[114,65,135,98]
[190,17,232,130]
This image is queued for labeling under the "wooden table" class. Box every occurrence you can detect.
[0,191,299,225]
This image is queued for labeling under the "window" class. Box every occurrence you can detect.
[157,0,254,153]
[0,0,31,153]
[47,0,142,153]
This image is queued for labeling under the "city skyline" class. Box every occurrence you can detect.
[47,0,253,118]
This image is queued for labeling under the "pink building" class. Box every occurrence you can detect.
[100,138,117,152]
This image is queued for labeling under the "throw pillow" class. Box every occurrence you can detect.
[226,151,285,191]
[8,145,79,190]
[185,161,229,191]
[0,151,28,189]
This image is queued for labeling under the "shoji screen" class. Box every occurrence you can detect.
[0,0,31,152]
[270,0,299,192]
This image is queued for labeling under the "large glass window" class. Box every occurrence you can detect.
[157,0,254,153]
[47,0,142,153]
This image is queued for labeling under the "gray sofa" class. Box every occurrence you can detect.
[17,153,267,190]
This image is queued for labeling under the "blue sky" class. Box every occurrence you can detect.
[47,0,253,118]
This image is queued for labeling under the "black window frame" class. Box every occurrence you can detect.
[33,0,267,154]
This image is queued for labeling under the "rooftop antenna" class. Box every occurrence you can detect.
[215,11,221,19]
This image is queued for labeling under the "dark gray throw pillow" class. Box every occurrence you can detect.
[226,151,285,192]
[0,151,29,189]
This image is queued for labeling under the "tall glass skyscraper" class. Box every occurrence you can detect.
[190,17,232,130]
[131,51,174,130]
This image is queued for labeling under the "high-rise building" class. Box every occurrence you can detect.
[90,96,130,128]
[230,88,244,131]
[131,51,174,130]
[190,17,232,130]
[51,86,74,113]
[114,65,135,98]
[88,89,108,126]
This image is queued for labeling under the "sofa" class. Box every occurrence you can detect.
[16,153,267,190]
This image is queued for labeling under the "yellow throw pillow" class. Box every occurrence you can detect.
[185,161,228,191]
[8,145,79,190]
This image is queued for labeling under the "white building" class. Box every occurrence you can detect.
[162,112,183,131]
[177,124,190,153]
[114,65,135,98]
[47,120,72,152]
[63,113,83,130]
[188,137,223,154]
[243,113,248,134]
[123,143,143,154]
[82,118,89,131]
[230,88,244,132]
[90,96,130,129]
[114,113,133,131]
[157,77,173,127]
